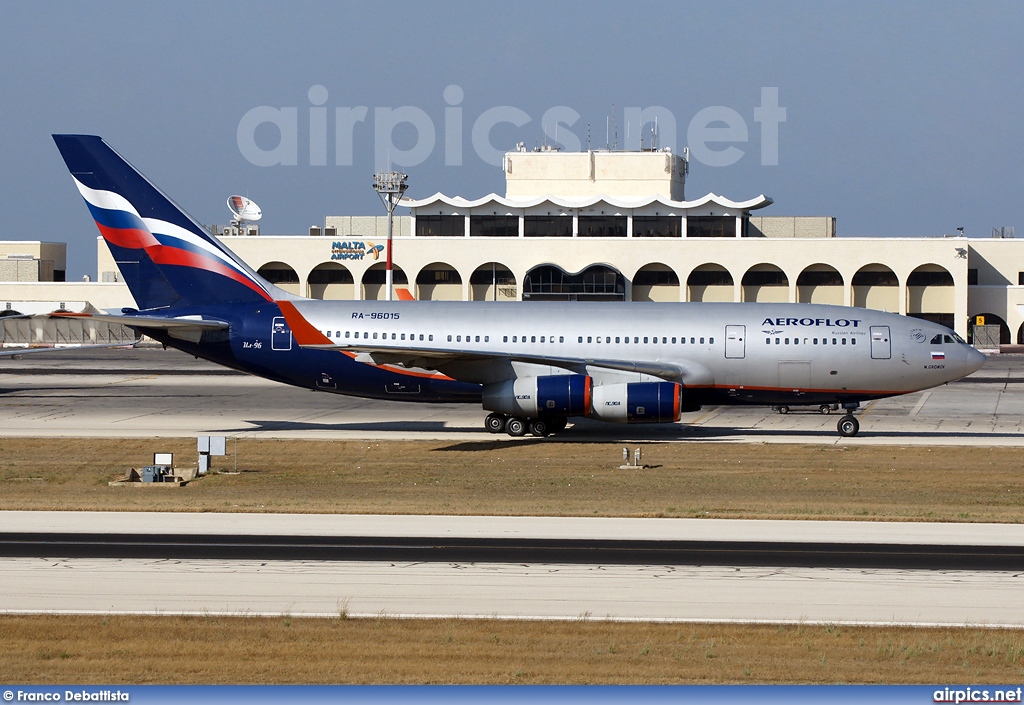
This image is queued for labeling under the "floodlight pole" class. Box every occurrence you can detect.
[372,171,409,301]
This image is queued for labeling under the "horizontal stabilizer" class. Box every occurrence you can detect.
[50,311,229,332]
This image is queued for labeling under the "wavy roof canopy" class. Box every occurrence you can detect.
[400,192,773,212]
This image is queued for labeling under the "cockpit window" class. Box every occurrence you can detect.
[931,332,967,345]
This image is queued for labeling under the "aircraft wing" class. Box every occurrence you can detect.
[275,300,713,386]
[304,341,714,387]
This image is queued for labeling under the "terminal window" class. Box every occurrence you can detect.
[416,215,464,237]
[687,216,736,238]
[633,215,681,238]
[524,216,572,238]
[578,216,626,238]
[470,215,518,237]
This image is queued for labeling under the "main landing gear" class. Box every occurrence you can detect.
[484,413,568,438]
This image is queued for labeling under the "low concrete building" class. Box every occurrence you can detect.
[3,148,1023,344]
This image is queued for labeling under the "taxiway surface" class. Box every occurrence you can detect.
[1,347,1022,444]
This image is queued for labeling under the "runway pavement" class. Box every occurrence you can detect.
[1,513,1022,626]
[1,346,1022,444]
[4,557,1022,627]
[2,350,1022,625]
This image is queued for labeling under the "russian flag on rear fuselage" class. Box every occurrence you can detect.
[53,134,273,309]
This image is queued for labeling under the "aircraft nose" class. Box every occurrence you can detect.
[964,345,987,375]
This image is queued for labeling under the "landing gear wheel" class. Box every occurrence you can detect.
[837,415,860,437]
[528,419,550,437]
[506,417,527,437]
[777,405,790,414]
[485,413,506,434]
[819,404,832,415]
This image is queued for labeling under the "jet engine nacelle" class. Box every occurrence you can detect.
[590,381,694,424]
[482,374,592,419]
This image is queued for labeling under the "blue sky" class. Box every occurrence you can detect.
[1,0,1022,279]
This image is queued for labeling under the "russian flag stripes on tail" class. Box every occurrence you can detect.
[53,135,274,309]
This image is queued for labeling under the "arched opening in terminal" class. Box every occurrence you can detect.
[797,264,844,305]
[907,264,954,329]
[852,264,898,311]
[470,263,517,301]
[741,264,789,303]
[523,264,625,301]
[306,262,354,300]
[257,261,300,296]
[969,313,1010,346]
[415,262,463,301]
[686,264,734,302]
[361,263,408,301]
[1016,322,1024,345]
[632,263,680,302]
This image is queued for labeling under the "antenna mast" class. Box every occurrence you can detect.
[372,171,409,302]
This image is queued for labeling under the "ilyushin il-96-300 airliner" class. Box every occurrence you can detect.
[51,134,986,438]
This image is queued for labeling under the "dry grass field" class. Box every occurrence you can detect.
[0,437,1021,522]
[1,615,1022,684]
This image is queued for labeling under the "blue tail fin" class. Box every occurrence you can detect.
[53,135,275,310]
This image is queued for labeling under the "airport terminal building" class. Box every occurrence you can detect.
[2,148,1023,345]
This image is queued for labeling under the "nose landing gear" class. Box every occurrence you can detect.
[837,414,860,437]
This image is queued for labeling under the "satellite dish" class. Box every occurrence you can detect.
[227,195,262,223]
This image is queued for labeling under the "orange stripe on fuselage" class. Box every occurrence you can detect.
[275,300,453,382]
[275,301,332,346]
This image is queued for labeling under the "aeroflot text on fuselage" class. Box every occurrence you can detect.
[762,317,862,328]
